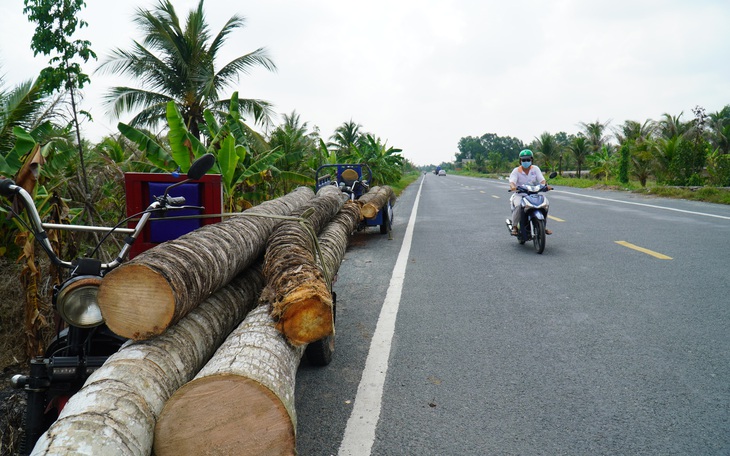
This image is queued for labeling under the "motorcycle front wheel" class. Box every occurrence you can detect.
[532,219,546,254]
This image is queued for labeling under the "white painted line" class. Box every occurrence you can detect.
[556,189,730,220]
[338,176,424,456]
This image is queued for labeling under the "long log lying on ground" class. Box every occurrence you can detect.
[263,185,348,345]
[98,186,314,340]
[358,185,395,219]
[31,266,264,456]
[154,304,300,456]
[154,203,361,456]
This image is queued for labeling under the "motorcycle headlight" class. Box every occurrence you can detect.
[56,276,104,328]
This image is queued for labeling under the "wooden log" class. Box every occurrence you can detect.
[31,265,264,456]
[263,185,348,346]
[317,202,361,283]
[154,204,360,456]
[154,304,300,456]
[97,186,314,340]
[358,185,395,219]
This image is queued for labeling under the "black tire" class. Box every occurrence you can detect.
[305,292,336,366]
[533,218,546,254]
[518,222,526,245]
[379,202,392,234]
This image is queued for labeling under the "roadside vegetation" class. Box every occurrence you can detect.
[438,106,730,206]
[0,0,412,385]
[453,171,730,205]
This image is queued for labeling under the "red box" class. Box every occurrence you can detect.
[124,173,223,258]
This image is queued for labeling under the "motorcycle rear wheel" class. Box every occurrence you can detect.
[532,219,546,254]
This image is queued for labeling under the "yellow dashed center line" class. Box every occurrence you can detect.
[548,215,565,222]
[615,241,673,260]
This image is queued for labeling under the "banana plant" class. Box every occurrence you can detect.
[1,128,80,256]
[118,94,294,211]
[351,134,403,185]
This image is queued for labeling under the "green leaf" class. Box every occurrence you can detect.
[233,148,285,187]
[166,102,207,171]
[203,110,221,139]
[218,135,240,190]
[117,122,172,169]
[3,127,37,175]
[276,171,314,186]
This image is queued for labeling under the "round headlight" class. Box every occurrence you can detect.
[56,276,104,328]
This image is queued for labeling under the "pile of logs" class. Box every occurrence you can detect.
[31,183,392,455]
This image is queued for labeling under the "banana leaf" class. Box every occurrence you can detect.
[166,102,206,172]
[218,135,240,191]
[118,123,172,170]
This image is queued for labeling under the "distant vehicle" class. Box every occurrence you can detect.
[438,169,446,176]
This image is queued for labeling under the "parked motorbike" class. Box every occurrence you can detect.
[0,153,216,454]
[505,172,557,254]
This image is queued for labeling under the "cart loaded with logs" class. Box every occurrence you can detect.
[15,163,396,455]
[315,163,395,235]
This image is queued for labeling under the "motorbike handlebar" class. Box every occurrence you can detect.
[511,184,550,193]
[166,196,186,206]
[0,178,18,197]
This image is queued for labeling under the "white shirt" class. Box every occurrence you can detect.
[509,165,545,187]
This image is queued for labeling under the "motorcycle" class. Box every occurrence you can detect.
[505,171,557,254]
[0,153,216,454]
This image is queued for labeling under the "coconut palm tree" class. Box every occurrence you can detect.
[0,77,61,155]
[351,134,403,185]
[97,0,276,140]
[707,106,730,154]
[328,120,362,158]
[534,132,559,172]
[613,119,656,186]
[567,136,589,178]
[268,111,317,194]
[656,112,690,140]
[578,119,611,154]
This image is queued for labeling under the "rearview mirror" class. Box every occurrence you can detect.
[188,153,216,180]
[549,172,558,179]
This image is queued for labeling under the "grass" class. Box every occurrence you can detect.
[390,171,421,196]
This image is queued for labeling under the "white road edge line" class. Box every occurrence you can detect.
[338,175,424,456]
[555,189,730,220]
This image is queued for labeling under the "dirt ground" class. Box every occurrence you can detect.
[1,257,37,455]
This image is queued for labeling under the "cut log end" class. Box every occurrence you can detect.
[360,203,379,219]
[154,374,296,456]
[273,288,334,346]
[98,264,176,340]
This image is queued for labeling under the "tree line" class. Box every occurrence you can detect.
[0,0,410,259]
[455,106,730,187]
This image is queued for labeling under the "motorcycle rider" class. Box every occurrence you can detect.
[508,149,552,235]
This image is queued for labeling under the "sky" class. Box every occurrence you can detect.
[1,0,729,166]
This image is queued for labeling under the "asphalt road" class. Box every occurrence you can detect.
[295,173,730,456]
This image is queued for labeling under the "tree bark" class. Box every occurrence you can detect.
[317,202,361,283]
[154,303,300,456]
[31,266,264,456]
[358,185,395,219]
[263,185,348,346]
[154,203,360,456]
[97,186,314,340]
